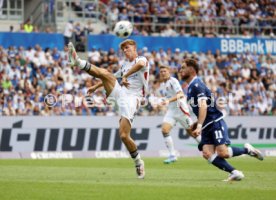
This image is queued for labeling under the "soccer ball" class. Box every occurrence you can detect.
[114,21,133,38]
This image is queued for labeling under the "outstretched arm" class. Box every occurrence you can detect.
[159,91,184,106]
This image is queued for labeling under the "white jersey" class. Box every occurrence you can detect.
[160,77,192,128]
[115,56,149,98]
[159,77,183,110]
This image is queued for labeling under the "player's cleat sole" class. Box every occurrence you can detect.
[68,42,79,67]
[136,160,145,179]
[223,170,244,182]
[244,143,264,161]
[163,156,177,164]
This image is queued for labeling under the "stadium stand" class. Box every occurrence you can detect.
[64,0,276,37]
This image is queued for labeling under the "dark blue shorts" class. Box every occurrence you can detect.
[198,119,231,151]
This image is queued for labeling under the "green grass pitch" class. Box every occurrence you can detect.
[0,157,275,200]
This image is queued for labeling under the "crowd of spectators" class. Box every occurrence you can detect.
[10,20,54,34]
[0,44,275,116]
[108,0,276,37]
[69,0,276,37]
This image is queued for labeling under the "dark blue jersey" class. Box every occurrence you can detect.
[187,77,223,126]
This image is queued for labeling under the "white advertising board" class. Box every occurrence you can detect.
[0,116,275,158]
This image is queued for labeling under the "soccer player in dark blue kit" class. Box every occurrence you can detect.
[180,59,264,181]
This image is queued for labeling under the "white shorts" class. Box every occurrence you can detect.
[163,101,193,129]
[107,81,139,125]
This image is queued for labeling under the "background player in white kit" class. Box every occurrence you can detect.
[158,65,201,164]
[68,40,149,179]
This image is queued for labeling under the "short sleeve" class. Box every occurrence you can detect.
[135,56,147,67]
[171,78,182,93]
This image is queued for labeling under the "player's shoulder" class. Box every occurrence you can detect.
[170,76,179,83]
[168,77,181,87]
[187,78,197,91]
[135,56,147,63]
[136,56,147,60]
[137,55,147,60]
[190,77,203,87]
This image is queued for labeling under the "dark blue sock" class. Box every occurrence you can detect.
[211,156,235,173]
[230,146,248,157]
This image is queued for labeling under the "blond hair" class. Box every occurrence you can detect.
[159,65,170,70]
[119,39,136,49]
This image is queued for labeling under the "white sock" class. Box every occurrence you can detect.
[208,153,218,163]
[228,147,233,158]
[78,58,87,70]
[77,58,92,72]
[133,153,142,166]
[164,135,175,157]
[195,135,201,143]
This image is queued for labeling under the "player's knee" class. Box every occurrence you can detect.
[161,125,171,135]
[120,135,128,143]
[119,131,128,142]
[161,128,169,136]
[202,150,212,160]
[217,150,229,158]
[119,126,130,142]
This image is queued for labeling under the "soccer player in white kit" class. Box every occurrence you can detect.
[158,65,201,164]
[68,40,149,179]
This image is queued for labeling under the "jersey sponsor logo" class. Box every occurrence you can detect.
[128,73,138,79]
